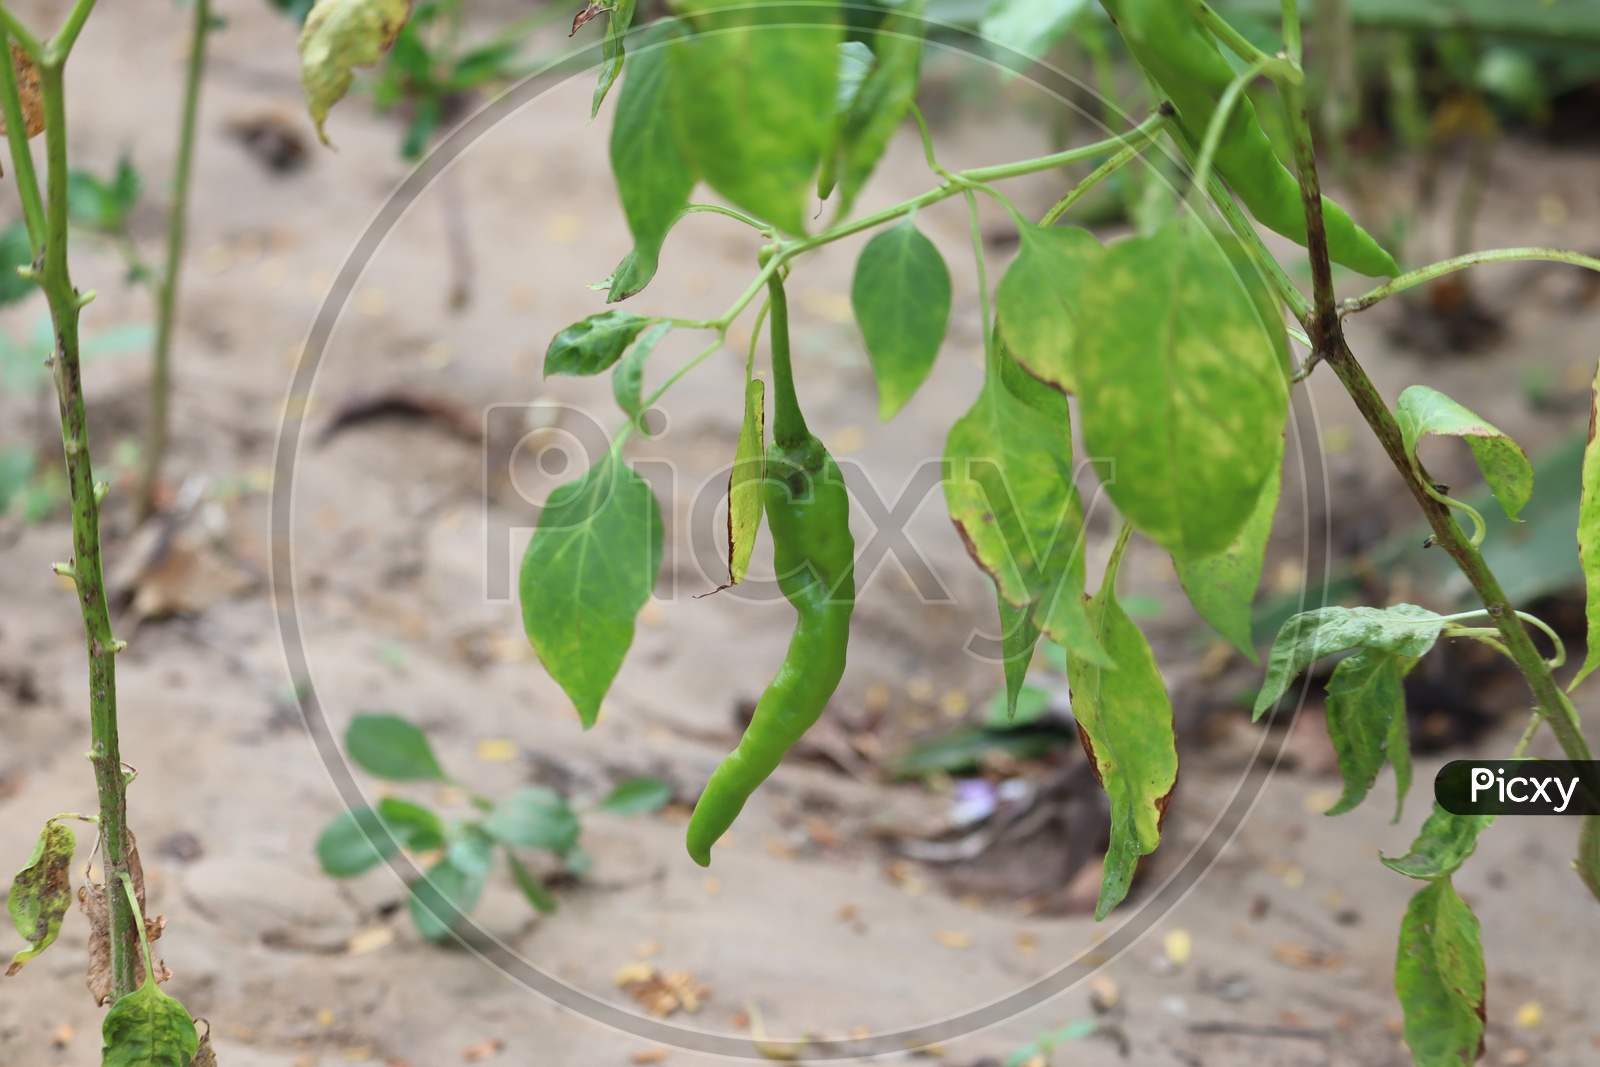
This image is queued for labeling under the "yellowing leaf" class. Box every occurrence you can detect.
[298,0,412,146]
[6,820,74,975]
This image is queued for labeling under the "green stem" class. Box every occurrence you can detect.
[963,109,1170,184]
[765,271,808,447]
[138,0,209,521]
[45,0,99,63]
[1278,63,1337,331]
[1040,106,1171,226]
[1278,0,1304,64]
[1510,710,1543,758]
[1340,248,1600,315]
[0,8,41,58]
[1188,0,1274,66]
[681,201,772,235]
[23,35,139,1002]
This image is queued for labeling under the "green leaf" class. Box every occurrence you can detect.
[6,821,74,975]
[1382,804,1495,880]
[345,712,450,782]
[887,724,1065,778]
[482,787,581,853]
[985,679,1051,728]
[520,450,664,726]
[506,851,558,914]
[727,378,766,585]
[1173,440,1280,660]
[0,223,34,306]
[101,979,198,1067]
[608,20,696,301]
[1396,384,1533,521]
[997,590,1042,722]
[612,321,672,429]
[668,0,841,235]
[831,0,924,218]
[597,776,674,815]
[447,824,497,876]
[1575,366,1600,688]
[298,0,411,145]
[1394,878,1485,1067]
[544,310,653,377]
[1254,604,1447,720]
[832,39,875,115]
[851,221,950,419]
[591,0,638,118]
[316,800,444,878]
[1066,564,1179,921]
[1075,217,1288,558]
[980,0,1087,70]
[996,223,1103,395]
[377,797,446,851]
[1322,649,1419,817]
[942,356,1105,666]
[407,856,487,943]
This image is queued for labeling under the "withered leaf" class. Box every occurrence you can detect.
[0,42,45,140]
[80,833,171,1006]
[7,820,75,975]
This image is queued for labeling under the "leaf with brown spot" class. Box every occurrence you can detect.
[7,820,75,975]
[297,0,412,146]
[191,1020,217,1067]
[570,0,610,35]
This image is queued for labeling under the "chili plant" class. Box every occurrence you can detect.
[300,0,1600,1061]
[0,0,207,1062]
[315,712,670,941]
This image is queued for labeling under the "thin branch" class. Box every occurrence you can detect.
[1341,248,1600,315]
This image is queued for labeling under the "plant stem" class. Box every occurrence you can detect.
[0,29,45,247]
[765,271,808,448]
[1340,248,1600,315]
[46,0,99,63]
[0,8,41,59]
[19,23,139,1000]
[137,0,208,521]
[1189,0,1274,67]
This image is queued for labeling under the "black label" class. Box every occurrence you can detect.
[1436,760,1600,816]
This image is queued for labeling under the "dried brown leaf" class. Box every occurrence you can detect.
[79,833,171,1005]
[0,43,44,140]
[192,1021,218,1067]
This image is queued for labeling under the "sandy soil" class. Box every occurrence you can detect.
[3,1,1600,1065]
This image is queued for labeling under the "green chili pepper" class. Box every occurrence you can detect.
[1103,0,1399,278]
[686,273,856,867]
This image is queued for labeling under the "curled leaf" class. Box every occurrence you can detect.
[298,0,412,146]
[81,832,170,1006]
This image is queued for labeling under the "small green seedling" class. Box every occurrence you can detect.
[316,712,670,941]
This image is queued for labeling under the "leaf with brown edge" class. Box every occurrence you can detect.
[7,820,74,975]
[1066,542,1179,920]
[190,1020,217,1067]
[298,0,412,146]
[1394,877,1486,1066]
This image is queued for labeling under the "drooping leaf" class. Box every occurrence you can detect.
[544,310,654,377]
[1173,437,1281,659]
[1574,364,1600,688]
[1394,878,1486,1067]
[943,355,1105,666]
[407,855,487,943]
[520,449,664,726]
[597,776,675,815]
[997,590,1042,722]
[1066,553,1179,921]
[1388,683,1415,822]
[996,223,1103,395]
[727,378,766,585]
[608,20,696,301]
[887,724,1066,778]
[482,787,581,853]
[1075,217,1287,558]
[345,712,450,782]
[832,39,875,116]
[1382,804,1495,880]
[612,321,672,429]
[667,1,840,235]
[1322,649,1419,816]
[297,0,411,145]
[506,851,558,914]
[590,0,638,117]
[100,978,198,1067]
[1396,384,1533,521]
[851,220,951,419]
[6,820,73,975]
[1254,604,1447,719]
[979,0,1087,71]
[831,0,924,218]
